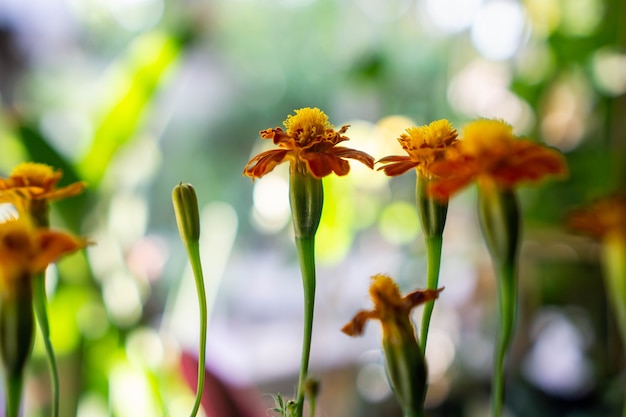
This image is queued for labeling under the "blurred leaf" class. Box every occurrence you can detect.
[78,31,183,186]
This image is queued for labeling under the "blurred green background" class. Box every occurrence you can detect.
[0,0,624,415]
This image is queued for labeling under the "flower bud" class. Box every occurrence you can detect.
[172,182,201,244]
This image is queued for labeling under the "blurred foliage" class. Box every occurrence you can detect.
[0,0,624,415]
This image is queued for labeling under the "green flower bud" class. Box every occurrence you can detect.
[289,164,323,239]
[417,175,448,239]
[172,182,201,244]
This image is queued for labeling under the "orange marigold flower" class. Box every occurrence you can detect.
[0,162,86,204]
[568,194,626,241]
[0,216,87,298]
[377,119,459,179]
[429,119,568,199]
[243,107,375,179]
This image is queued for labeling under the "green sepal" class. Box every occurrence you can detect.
[416,175,448,239]
[289,165,323,239]
[382,318,427,417]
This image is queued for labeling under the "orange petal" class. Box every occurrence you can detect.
[377,160,419,177]
[40,181,87,201]
[428,176,475,200]
[32,230,88,273]
[243,149,289,179]
[332,147,375,169]
[404,287,444,308]
[341,310,377,337]
[491,144,567,186]
[303,152,350,178]
[260,127,292,145]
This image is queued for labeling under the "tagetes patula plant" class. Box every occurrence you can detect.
[428,119,568,417]
[0,216,86,417]
[244,108,375,416]
[342,274,443,417]
[569,194,626,416]
[377,119,458,353]
[0,162,86,417]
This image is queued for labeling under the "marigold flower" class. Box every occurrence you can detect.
[429,119,568,199]
[243,107,374,179]
[0,162,86,203]
[568,194,626,241]
[0,217,88,297]
[377,119,459,179]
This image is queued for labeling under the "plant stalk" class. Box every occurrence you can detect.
[186,240,208,417]
[294,236,316,417]
[33,272,60,417]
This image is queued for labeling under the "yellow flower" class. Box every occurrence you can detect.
[0,217,87,298]
[568,194,626,242]
[243,107,375,179]
[0,162,86,210]
[429,119,568,199]
[377,119,458,179]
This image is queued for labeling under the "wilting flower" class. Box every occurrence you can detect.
[377,119,458,179]
[243,107,374,179]
[429,119,568,199]
[342,274,442,417]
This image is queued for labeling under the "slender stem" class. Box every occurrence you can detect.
[600,238,626,417]
[295,236,316,417]
[5,374,23,417]
[491,262,517,417]
[186,240,208,417]
[419,235,443,354]
[416,176,448,355]
[33,272,60,417]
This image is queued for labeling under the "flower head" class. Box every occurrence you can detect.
[0,217,87,298]
[568,194,626,242]
[429,119,568,199]
[377,119,458,179]
[243,108,375,179]
[0,163,86,203]
[342,274,443,340]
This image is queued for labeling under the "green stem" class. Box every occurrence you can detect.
[416,176,448,354]
[491,262,517,417]
[295,236,316,417]
[33,272,60,417]
[5,374,23,417]
[601,238,626,417]
[186,240,208,417]
[477,185,520,417]
[420,235,443,354]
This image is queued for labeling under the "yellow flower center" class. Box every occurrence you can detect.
[10,162,58,188]
[404,119,455,148]
[369,274,405,317]
[461,119,515,155]
[283,107,332,145]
